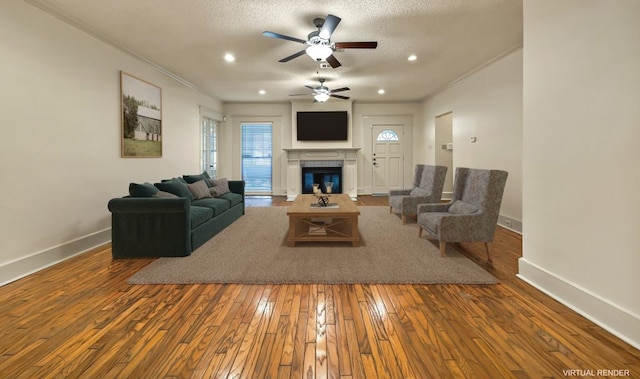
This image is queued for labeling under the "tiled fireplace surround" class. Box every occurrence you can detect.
[284,148,359,201]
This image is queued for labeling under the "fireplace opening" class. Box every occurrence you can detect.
[301,167,342,194]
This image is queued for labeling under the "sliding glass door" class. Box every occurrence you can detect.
[241,123,272,194]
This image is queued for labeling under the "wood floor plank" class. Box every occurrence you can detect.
[316,291,329,379]
[303,342,317,379]
[290,308,309,378]
[344,319,367,379]
[0,196,637,378]
[279,286,301,367]
[333,285,353,377]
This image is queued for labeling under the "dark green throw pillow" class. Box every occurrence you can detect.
[161,177,187,184]
[183,171,211,184]
[154,179,194,200]
[129,182,158,197]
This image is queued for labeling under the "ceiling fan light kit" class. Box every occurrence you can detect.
[306,44,332,61]
[313,93,330,102]
[291,78,350,102]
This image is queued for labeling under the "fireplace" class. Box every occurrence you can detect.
[284,148,359,201]
[301,166,343,194]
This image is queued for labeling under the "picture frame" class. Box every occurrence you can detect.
[120,71,162,157]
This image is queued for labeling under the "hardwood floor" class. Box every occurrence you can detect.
[0,195,637,378]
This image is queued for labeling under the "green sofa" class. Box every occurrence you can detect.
[108,174,244,258]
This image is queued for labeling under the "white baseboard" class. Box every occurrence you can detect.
[0,228,112,287]
[498,215,522,234]
[518,258,640,350]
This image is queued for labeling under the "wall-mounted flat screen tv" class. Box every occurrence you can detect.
[296,111,348,141]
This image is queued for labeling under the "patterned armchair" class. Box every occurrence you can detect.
[389,164,447,224]
[416,167,508,262]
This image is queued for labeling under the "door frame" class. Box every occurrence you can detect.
[371,124,404,194]
[362,115,413,195]
[435,111,454,199]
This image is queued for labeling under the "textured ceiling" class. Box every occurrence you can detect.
[26,0,522,103]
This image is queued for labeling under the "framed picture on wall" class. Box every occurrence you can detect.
[120,71,162,157]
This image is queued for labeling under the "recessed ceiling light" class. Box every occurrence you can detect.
[224,53,235,62]
[258,90,266,95]
[408,54,417,61]
[378,89,385,95]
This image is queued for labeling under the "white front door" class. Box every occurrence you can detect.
[371,125,404,194]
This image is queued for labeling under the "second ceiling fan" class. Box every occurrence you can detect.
[263,14,377,68]
[291,78,350,102]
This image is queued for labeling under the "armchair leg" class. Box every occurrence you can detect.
[402,214,407,224]
[389,206,392,213]
[439,241,447,256]
[484,242,492,263]
[418,227,423,238]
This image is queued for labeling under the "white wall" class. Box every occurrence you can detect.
[0,0,222,284]
[520,0,640,349]
[420,49,523,229]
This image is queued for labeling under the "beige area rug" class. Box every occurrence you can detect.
[128,206,498,285]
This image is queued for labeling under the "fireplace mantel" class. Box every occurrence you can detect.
[283,148,361,152]
[284,148,360,201]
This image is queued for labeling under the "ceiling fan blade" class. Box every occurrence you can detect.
[331,87,350,93]
[289,93,310,97]
[334,41,378,49]
[319,14,341,39]
[304,85,316,91]
[326,54,342,68]
[262,31,307,44]
[330,94,350,100]
[279,49,307,63]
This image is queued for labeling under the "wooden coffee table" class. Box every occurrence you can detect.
[287,194,360,247]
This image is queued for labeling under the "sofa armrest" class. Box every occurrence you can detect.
[417,201,452,213]
[389,189,412,196]
[108,197,192,258]
[227,180,245,214]
[228,180,245,196]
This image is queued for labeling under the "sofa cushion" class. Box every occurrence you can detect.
[129,182,158,197]
[206,177,231,197]
[190,206,213,228]
[218,192,243,207]
[155,179,194,200]
[192,198,230,216]
[409,187,429,197]
[448,200,479,214]
[187,180,212,200]
[183,171,211,184]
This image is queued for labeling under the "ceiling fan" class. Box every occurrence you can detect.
[290,78,350,102]
[263,14,377,68]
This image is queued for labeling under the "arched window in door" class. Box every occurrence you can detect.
[376,129,399,142]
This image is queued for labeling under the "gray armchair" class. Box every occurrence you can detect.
[389,164,447,224]
[417,167,508,262]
